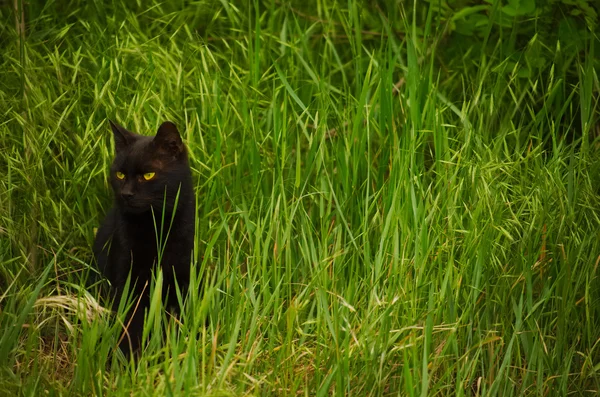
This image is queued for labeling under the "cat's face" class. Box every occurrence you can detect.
[108,120,191,214]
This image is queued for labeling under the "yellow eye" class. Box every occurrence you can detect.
[116,171,125,180]
[143,172,155,181]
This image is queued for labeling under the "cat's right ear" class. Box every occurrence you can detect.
[109,120,136,152]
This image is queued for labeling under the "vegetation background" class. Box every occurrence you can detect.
[1,0,599,395]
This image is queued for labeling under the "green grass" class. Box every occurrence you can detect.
[1,0,599,395]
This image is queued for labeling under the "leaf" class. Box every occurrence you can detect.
[451,5,490,22]
[502,0,536,16]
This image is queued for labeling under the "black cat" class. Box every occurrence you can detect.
[93,120,195,355]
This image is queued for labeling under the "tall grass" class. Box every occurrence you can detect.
[0,1,599,395]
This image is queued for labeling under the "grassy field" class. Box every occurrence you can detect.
[1,0,599,395]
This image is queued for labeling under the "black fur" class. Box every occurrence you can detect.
[93,120,195,355]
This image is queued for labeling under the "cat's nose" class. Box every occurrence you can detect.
[121,192,134,200]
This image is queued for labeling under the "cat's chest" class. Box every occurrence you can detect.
[120,219,162,267]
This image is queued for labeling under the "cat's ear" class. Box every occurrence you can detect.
[153,121,184,158]
[109,120,136,152]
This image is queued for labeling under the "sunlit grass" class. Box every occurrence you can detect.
[0,0,599,395]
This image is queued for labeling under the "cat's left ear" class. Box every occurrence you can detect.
[153,121,184,158]
[109,120,136,152]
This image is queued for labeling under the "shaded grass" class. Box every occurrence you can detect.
[0,0,599,395]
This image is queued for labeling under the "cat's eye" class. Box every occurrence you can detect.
[143,172,156,181]
[116,171,125,180]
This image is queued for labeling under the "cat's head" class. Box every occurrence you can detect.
[108,120,191,214]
